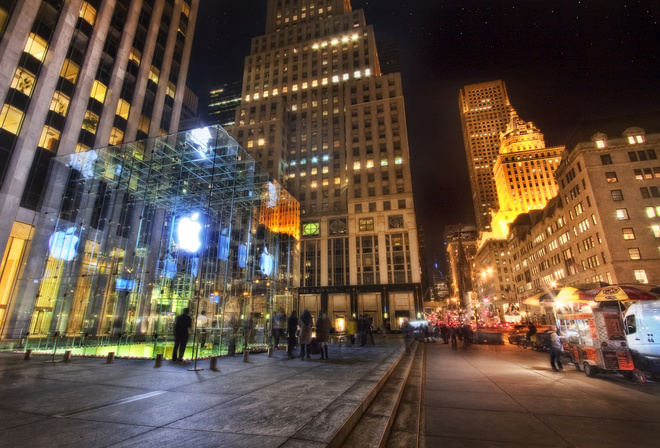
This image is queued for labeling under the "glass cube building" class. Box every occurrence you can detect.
[4,125,300,359]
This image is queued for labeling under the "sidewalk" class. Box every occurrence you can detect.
[0,336,406,448]
[424,341,660,448]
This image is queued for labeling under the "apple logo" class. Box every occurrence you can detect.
[238,244,247,268]
[260,247,273,276]
[178,213,202,252]
[49,227,79,261]
[218,228,230,261]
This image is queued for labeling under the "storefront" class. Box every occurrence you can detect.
[0,126,300,358]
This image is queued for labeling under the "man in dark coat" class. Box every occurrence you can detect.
[173,308,192,362]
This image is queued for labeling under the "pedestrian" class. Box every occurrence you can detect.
[287,310,298,359]
[298,309,313,360]
[357,315,368,346]
[367,317,375,346]
[272,308,286,349]
[316,311,332,359]
[346,315,358,346]
[449,325,458,347]
[462,323,473,348]
[196,309,208,347]
[441,324,449,344]
[173,307,192,362]
[549,328,565,372]
[401,319,412,344]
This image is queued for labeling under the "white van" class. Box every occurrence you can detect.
[624,301,660,375]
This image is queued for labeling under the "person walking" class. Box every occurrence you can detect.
[272,309,286,349]
[298,309,313,360]
[316,312,332,359]
[196,310,208,348]
[367,317,375,346]
[286,310,298,359]
[462,323,473,348]
[357,315,368,346]
[441,324,449,344]
[173,308,192,362]
[449,325,458,348]
[549,328,565,372]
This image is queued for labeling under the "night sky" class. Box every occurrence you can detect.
[188,0,660,275]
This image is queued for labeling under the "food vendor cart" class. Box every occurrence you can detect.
[558,302,634,378]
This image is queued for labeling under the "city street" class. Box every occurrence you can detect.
[424,339,660,448]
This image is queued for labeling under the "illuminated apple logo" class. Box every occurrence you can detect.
[178,213,202,252]
[260,247,273,276]
[49,227,79,261]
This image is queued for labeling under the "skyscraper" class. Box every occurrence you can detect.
[458,80,514,232]
[231,0,422,330]
[0,0,199,335]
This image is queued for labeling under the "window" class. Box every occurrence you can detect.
[148,66,160,84]
[11,68,36,96]
[600,154,612,165]
[622,228,635,240]
[116,99,130,120]
[24,33,47,62]
[359,218,374,231]
[634,269,648,284]
[302,222,320,237]
[628,248,641,260]
[129,47,141,66]
[628,151,638,162]
[635,169,644,180]
[0,104,24,134]
[60,59,80,83]
[611,190,623,201]
[90,80,107,103]
[388,215,404,229]
[50,91,70,116]
[109,127,123,146]
[652,225,660,238]
[640,187,650,199]
[138,115,150,133]
[355,204,362,213]
[646,206,660,218]
[605,172,617,183]
[82,111,99,134]
[616,208,629,220]
[166,82,176,98]
[79,1,97,25]
[37,126,60,152]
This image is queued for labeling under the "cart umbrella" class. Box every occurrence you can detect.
[578,285,659,303]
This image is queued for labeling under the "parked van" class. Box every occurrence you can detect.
[624,301,660,376]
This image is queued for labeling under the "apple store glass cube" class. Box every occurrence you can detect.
[18,125,300,358]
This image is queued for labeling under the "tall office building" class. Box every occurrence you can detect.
[458,80,514,232]
[231,0,422,330]
[490,111,564,237]
[207,81,242,128]
[0,0,198,334]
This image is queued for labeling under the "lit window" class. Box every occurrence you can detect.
[366,160,374,168]
[247,140,254,148]
[181,2,191,17]
[24,33,47,62]
[300,172,306,177]
[323,179,329,186]
[0,8,8,33]
[353,161,361,170]
[636,135,645,143]
[343,73,349,80]
[302,222,320,237]
[311,168,317,175]
[622,228,635,240]
[289,173,296,179]
[148,66,160,84]
[616,208,629,220]
[354,70,361,78]
[395,157,403,165]
[334,177,341,185]
[38,126,60,152]
[79,1,97,25]
[311,181,318,188]
[11,68,36,96]
[137,115,150,134]
[60,59,80,83]
[50,92,70,116]
[302,82,308,89]
[653,225,660,238]
[322,166,329,174]
[332,75,339,83]
[116,99,130,120]
[381,159,388,166]
[634,269,648,284]
[365,68,371,76]
[359,218,374,231]
[628,248,641,260]
[90,80,107,103]
[75,143,90,154]
[595,140,605,148]
[628,136,636,144]
[605,172,617,183]
[129,47,141,66]
[82,111,99,134]
[646,207,657,218]
[109,127,124,146]
[258,138,265,146]
[166,82,176,98]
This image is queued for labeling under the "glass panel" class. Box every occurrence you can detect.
[0,104,23,134]
[24,33,47,61]
[60,59,80,83]
[50,91,70,116]
[79,1,97,25]
[11,68,36,96]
